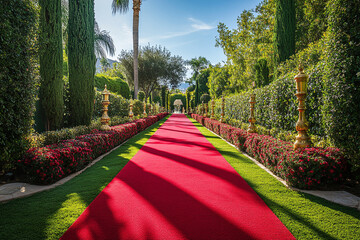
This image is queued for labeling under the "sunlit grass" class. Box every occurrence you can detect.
[188,116,360,240]
[0,116,169,240]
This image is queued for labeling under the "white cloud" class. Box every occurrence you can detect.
[146,17,215,41]
[188,17,215,30]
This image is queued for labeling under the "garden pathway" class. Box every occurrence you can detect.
[60,114,295,240]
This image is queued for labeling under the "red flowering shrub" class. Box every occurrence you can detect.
[191,114,349,189]
[18,113,168,184]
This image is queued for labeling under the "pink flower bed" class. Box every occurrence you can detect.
[18,113,168,184]
[191,113,349,189]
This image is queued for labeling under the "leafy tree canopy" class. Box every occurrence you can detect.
[118,44,186,100]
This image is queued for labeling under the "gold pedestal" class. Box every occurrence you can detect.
[294,65,311,150]
[100,85,111,131]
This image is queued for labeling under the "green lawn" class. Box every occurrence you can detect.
[1,114,359,240]
[188,116,360,240]
[0,116,169,240]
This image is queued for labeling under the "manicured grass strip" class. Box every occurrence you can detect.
[0,115,170,240]
[188,116,360,240]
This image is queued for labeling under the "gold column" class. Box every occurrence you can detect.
[294,65,312,150]
[220,95,225,123]
[247,93,257,133]
[205,102,209,117]
[100,85,111,131]
[211,98,215,119]
[143,101,147,117]
[129,98,134,119]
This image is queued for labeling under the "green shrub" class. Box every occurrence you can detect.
[94,74,130,99]
[132,100,144,116]
[138,91,145,101]
[0,0,38,171]
[200,93,211,104]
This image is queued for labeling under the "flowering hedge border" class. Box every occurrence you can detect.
[191,113,349,189]
[18,113,168,184]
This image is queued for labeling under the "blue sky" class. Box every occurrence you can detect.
[94,0,262,79]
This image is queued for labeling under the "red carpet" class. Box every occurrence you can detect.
[61,114,295,240]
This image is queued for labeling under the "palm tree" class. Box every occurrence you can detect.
[112,0,142,99]
[95,21,116,59]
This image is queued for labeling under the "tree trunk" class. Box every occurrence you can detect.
[133,0,141,99]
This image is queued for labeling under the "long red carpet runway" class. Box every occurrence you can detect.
[61,114,295,240]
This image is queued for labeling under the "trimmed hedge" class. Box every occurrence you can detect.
[0,0,38,171]
[95,74,130,99]
[191,114,349,190]
[18,113,168,184]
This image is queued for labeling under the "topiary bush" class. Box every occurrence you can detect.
[94,74,130,99]
[0,0,38,172]
[138,91,145,102]
[200,93,211,104]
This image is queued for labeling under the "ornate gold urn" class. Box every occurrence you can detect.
[143,101,147,117]
[100,85,111,131]
[129,98,134,119]
[294,65,312,150]
[211,98,215,119]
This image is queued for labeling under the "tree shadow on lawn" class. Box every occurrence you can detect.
[213,138,360,239]
[0,119,167,240]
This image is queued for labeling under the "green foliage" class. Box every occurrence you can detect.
[200,94,211,104]
[274,0,296,66]
[68,0,96,126]
[216,1,275,91]
[138,91,145,102]
[132,99,144,116]
[94,74,130,99]
[254,58,270,87]
[322,0,360,174]
[100,57,110,72]
[160,86,166,107]
[0,0,38,171]
[39,0,64,131]
[119,44,186,100]
[170,93,186,111]
[207,64,232,99]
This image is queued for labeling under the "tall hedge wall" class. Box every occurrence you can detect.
[0,0,38,171]
[94,74,130,99]
[322,0,360,171]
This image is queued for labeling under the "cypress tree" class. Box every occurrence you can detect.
[274,0,295,66]
[39,0,64,130]
[68,0,96,126]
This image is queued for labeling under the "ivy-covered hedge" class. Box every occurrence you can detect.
[322,0,360,173]
[95,74,130,99]
[191,114,349,190]
[18,113,168,184]
[0,0,38,171]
